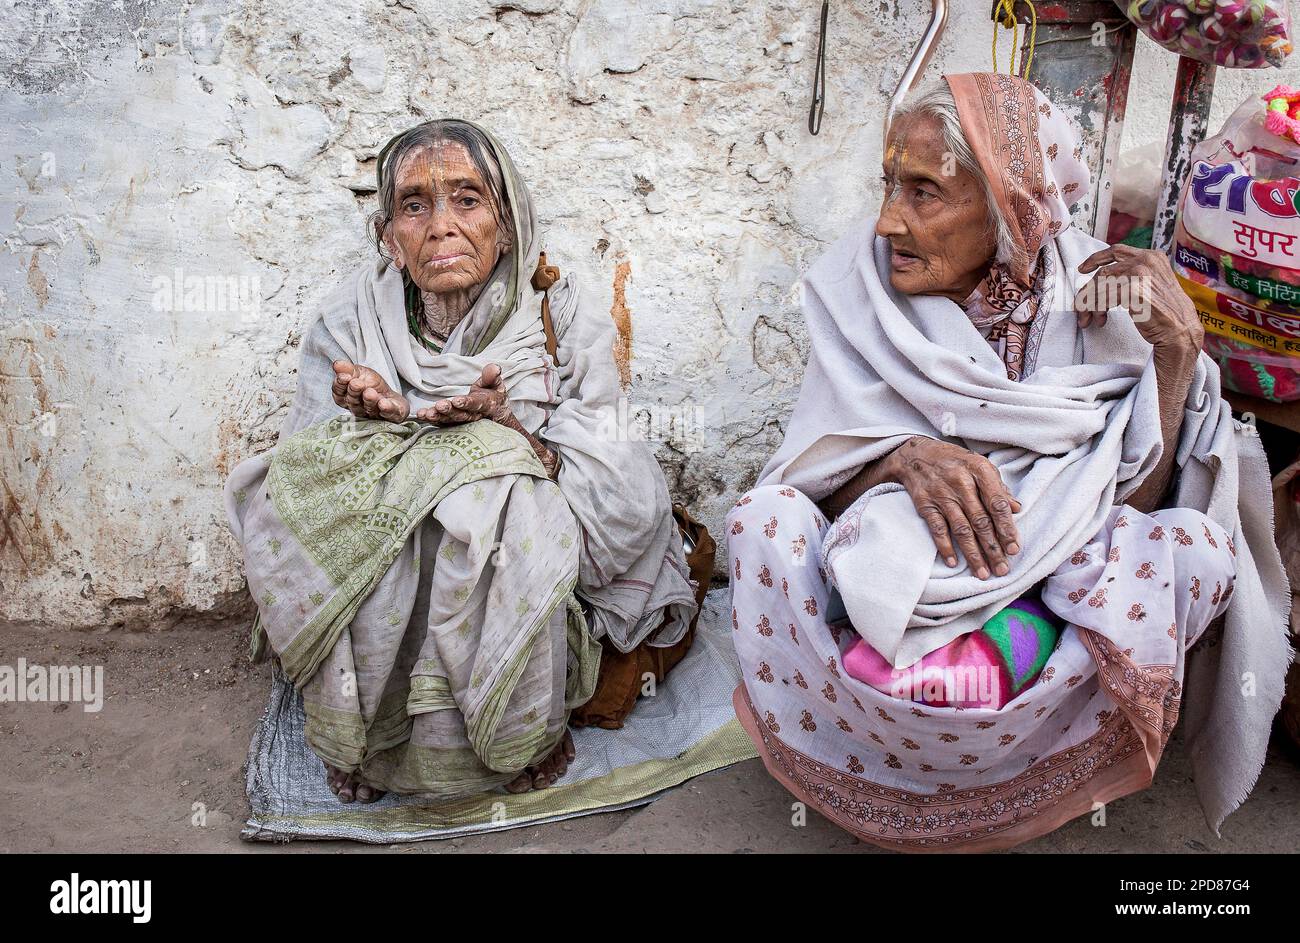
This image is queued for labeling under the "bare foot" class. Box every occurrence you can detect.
[504,730,576,794]
[325,763,385,804]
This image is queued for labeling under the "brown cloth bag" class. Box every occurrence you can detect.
[570,503,715,729]
[532,254,715,729]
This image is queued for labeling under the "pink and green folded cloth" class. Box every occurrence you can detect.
[842,589,1063,710]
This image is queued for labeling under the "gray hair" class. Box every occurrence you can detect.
[369,119,515,266]
[890,83,1017,270]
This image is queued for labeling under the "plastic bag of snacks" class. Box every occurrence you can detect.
[1171,89,1300,402]
[1118,1,1292,68]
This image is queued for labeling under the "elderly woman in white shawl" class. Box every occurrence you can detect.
[226,119,696,802]
[728,73,1290,852]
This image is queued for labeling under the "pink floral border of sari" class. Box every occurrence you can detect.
[733,629,1181,853]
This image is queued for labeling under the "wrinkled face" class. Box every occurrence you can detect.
[875,114,996,301]
[382,141,504,295]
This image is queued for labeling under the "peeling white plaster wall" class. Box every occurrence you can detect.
[3,0,1300,630]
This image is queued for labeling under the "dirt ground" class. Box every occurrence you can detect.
[2,621,1298,854]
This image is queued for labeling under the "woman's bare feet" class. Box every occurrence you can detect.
[504,730,576,794]
[325,763,385,803]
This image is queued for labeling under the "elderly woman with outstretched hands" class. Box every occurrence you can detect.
[226,119,696,806]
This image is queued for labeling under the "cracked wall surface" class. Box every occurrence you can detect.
[3,0,1299,630]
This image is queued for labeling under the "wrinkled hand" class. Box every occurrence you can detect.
[1074,244,1203,364]
[415,363,512,426]
[883,437,1022,581]
[332,360,410,422]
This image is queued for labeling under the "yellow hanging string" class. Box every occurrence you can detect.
[1022,1,1038,77]
[992,0,1038,78]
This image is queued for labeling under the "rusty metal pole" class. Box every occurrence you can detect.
[1152,56,1217,254]
[1000,2,1137,240]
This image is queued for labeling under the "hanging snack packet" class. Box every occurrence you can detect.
[1119,1,1292,69]
[1172,89,1300,402]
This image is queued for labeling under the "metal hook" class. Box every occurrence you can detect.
[883,0,949,142]
[809,1,829,135]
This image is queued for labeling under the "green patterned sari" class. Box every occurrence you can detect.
[233,415,600,797]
